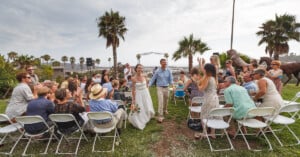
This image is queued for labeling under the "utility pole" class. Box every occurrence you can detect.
[230,0,236,50]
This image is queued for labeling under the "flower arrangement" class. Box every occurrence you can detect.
[129,104,141,115]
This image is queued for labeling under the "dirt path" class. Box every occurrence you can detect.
[151,119,195,157]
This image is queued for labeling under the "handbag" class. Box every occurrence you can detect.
[187,119,202,131]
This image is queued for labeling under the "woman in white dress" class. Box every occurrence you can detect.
[129,64,155,130]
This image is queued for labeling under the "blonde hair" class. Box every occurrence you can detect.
[210,55,221,68]
[271,60,281,66]
[112,80,119,88]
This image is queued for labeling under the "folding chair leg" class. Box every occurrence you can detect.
[260,129,273,151]
[22,137,32,156]
[286,125,300,145]
[265,126,283,147]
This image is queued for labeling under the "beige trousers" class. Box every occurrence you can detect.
[157,87,169,117]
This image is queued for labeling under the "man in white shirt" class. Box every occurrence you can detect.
[124,63,133,81]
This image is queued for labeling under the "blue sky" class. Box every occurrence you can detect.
[0,0,300,66]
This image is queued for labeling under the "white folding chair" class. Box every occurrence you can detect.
[87,112,121,153]
[283,91,300,105]
[264,103,300,146]
[14,115,58,156]
[187,96,204,120]
[234,107,276,151]
[173,88,186,105]
[202,107,235,151]
[0,114,22,156]
[112,100,128,128]
[49,114,88,156]
[218,95,226,107]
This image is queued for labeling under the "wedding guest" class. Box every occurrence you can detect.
[26,65,39,85]
[196,64,219,139]
[5,72,38,121]
[266,60,283,94]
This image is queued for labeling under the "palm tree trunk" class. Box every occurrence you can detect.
[274,52,279,60]
[113,46,118,78]
[188,54,193,73]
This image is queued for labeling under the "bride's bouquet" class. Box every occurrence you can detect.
[129,104,141,115]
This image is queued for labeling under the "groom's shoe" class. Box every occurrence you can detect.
[164,110,169,115]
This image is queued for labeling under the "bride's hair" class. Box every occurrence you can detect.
[135,64,142,72]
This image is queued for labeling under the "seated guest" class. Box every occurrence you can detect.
[119,78,129,92]
[54,88,87,134]
[223,76,256,136]
[252,69,284,111]
[68,79,84,106]
[25,86,55,134]
[224,76,256,120]
[184,67,204,104]
[6,72,38,122]
[242,72,257,95]
[88,84,126,131]
[112,80,125,101]
[44,81,59,102]
[178,70,188,85]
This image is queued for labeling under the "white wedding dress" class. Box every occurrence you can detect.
[128,80,155,130]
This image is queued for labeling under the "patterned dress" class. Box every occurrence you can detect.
[200,77,219,119]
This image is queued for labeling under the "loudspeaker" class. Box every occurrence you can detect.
[86,58,93,66]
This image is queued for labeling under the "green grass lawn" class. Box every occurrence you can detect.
[0,84,300,156]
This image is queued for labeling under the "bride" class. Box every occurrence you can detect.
[128,64,155,130]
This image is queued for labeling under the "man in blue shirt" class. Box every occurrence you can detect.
[242,72,257,95]
[89,84,126,130]
[25,86,54,134]
[149,58,173,122]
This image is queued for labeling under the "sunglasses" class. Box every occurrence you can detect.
[25,76,31,79]
[271,64,278,66]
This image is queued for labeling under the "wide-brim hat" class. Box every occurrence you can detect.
[89,84,108,100]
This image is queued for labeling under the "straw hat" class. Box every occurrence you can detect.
[89,84,108,100]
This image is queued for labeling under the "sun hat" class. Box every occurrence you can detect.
[89,84,108,100]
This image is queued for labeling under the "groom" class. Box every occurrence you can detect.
[149,58,173,123]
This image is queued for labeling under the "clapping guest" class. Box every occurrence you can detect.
[252,69,283,111]
[100,70,110,85]
[54,88,87,133]
[5,72,38,122]
[184,67,204,104]
[196,64,219,139]
[89,84,126,132]
[25,86,55,134]
[266,60,283,94]
[224,60,236,78]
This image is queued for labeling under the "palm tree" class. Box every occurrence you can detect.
[97,9,128,78]
[79,57,85,71]
[172,34,210,72]
[7,51,18,63]
[136,54,141,64]
[15,55,35,69]
[41,54,51,65]
[61,56,68,67]
[108,57,111,67]
[257,14,300,60]
[52,61,61,67]
[70,56,76,70]
[164,53,169,62]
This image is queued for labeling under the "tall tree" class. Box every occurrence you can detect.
[15,55,35,69]
[136,54,141,64]
[41,54,51,65]
[7,51,18,63]
[79,57,85,71]
[257,14,300,60]
[61,56,68,67]
[52,61,61,67]
[97,9,128,78]
[172,34,210,72]
[70,56,76,70]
